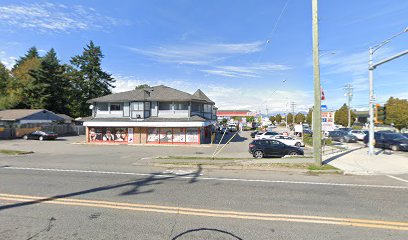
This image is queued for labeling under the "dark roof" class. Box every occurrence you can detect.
[0,109,46,121]
[56,114,73,120]
[87,85,214,104]
[82,115,207,122]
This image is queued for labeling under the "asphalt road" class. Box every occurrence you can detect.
[1,137,408,239]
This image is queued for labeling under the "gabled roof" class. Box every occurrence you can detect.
[56,114,73,120]
[193,89,214,104]
[87,85,214,104]
[0,109,46,121]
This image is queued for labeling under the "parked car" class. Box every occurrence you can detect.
[250,131,259,138]
[255,131,279,140]
[328,131,358,143]
[249,139,304,158]
[402,133,408,138]
[23,131,58,141]
[303,128,313,135]
[338,127,352,132]
[272,135,305,147]
[219,127,229,134]
[363,132,408,151]
[349,130,368,141]
[228,123,238,132]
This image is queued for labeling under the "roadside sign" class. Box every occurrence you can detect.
[321,111,335,132]
[321,105,328,110]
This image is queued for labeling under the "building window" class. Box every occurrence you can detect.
[204,104,212,112]
[159,102,171,110]
[144,102,151,110]
[191,103,201,112]
[97,103,108,111]
[110,103,122,111]
[132,102,144,111]
[174,102,188,110]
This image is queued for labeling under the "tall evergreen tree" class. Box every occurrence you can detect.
[12,47,39,71]
[70,41,115,116]
[0,62,9,95]
[27,49,70,113]
[335,103,356,127]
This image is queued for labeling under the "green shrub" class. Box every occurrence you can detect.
[352,125,363,130]
[303,133,332,146]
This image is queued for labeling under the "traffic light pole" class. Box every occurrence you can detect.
[367,28,407,156]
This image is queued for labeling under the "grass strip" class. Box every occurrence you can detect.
[0,149,34,155]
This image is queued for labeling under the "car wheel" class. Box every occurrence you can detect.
[340,138,345,143]
[23,135,28,140]
[288,151,299,156]
[391,145,399,151]
[39,136,44,141]
[295,142,301,147]
[253,150,264,159]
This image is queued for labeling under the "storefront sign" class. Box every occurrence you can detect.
[321,111,335,132]
[89,127,128,143]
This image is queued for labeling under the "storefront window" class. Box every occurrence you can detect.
[160,128,172,143]
[172,128,186,143]
[186,128,198,143]
[147,128,159,143]
[88,127,127,142]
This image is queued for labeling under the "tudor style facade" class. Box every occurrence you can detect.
[83,85,217,144]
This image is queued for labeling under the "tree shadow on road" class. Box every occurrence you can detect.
[0,165,203,211]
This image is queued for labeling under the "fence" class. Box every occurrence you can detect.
[0,123,85,139]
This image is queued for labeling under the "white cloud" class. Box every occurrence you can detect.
[0,2,123,33]
[127,41,264,65]
[201,63,291,78]
[112,74,312,113]
[0,50,16,69]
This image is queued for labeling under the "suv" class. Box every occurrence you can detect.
[248,139,304,158]
[328,131,358,143]
[363,132,408,151]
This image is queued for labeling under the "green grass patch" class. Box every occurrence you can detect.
[0,149,34,155]
[307,164,338,171]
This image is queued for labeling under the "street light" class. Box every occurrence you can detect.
[368,27,408,155]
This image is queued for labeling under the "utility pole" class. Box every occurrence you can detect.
[290,101,296,124]
[344,84,353,128]
[266,106,269,117]
[312,0,322,165]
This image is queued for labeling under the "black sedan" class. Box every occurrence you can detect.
[364,132,408,151]
[249,139,304,158]
[23,131,58,141]
[328,131,357,143]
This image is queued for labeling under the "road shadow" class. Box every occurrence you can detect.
[0,165,202,211]
[322,147,364,165]
[215,132,247,144]
[172,228,243,240]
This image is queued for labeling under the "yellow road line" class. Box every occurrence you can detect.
[0,194,407,231]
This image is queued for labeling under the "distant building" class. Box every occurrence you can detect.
[217,110,256,120]
[0,109,64,126]
[83,85,217,144]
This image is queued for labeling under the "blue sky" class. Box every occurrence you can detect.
[0,0,407,113]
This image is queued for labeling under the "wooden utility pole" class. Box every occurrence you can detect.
[312,0,322,165]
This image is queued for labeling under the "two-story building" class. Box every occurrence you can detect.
[83,85,217,144]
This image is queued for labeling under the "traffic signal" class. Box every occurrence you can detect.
[375,104,386,123]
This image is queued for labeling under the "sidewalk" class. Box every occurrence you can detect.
[324,147,408,175]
